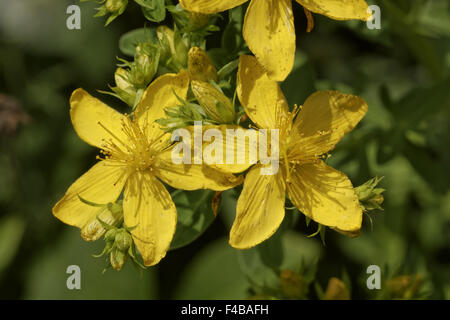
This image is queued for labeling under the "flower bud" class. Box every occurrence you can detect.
[157,26,175,62]
[191,80,235,124]
[104,229,117,243]
[80,200,122,241]
[156,26,188,72]
[114,229,132,252]
[188,47,218,83]
[131,43,159,88]
[355,176,385,212]
[105,0,127,13]
[107,201,123,216]
[110,248,128,271]
[110,67,137,107]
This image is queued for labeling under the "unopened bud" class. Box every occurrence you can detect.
[115,229,132,252]
[104,229,117,243]
[188,47,218,83]
[105,0,127,13]
[157,26,175,62]
[110,248,128,271]
[355,176,385,212]
[191,80,235,124]
[80,199,122,241]
[107,201,123,216]
[156,26,188,72]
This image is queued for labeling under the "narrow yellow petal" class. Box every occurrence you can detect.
[230,165,286,249]
[188,47,218,83]
[243,0,296,81]
[180,0,248,14]
[123,172,177,266]
[184,124,258,173]
[237,55,291,130]
[289,91,367,161]
[286,161,362,232]
[70,89,128,149]
[154,146,244,191]
[52,162,128,241]
[135,70,190,143]
[296,0,371,21]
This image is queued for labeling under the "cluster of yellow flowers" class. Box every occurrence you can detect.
[53,0,372,269]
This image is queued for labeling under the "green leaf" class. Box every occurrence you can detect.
[0,216,26,278]
[392,78,450,131]
[119,27,157,56]
[174,237,248,299]
[24,229,157,299]
[170,190,216,250]
[136,0,166,23]
[237,230,322,294]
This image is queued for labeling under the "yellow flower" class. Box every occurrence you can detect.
[180,0,370,81]
[230,55,368,249]
[52,70,242,266]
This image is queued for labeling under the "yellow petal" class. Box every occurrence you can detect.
[286,161,362,232]
[123,172,177,266]
[289,90,367,161]
[52,162,128,241]
[186,124,258,173]
[70,89,128,149]
[188,47,218,83]
[191,81,235,123]
[230,165,286,249]
[296,0,371,21]
[180,0,248,14]
[237,55,291,131]
[243,0,295,81]
[135,70,190,145]
[154,146,244,191]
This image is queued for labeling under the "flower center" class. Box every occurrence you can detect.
[97,115,156,172]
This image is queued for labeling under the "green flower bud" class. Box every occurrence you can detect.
[105,0,127,13]
[114,229,132,252]
[156,26,174,63]
[110,248,128,271]
[107,201,123,216]
[173,29,188,68]
[131,56,151,87]
[156,26,188,72]
[129,43,159,89]
[355,176,385,212]
[104,228,117,243]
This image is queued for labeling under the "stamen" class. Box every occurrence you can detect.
[97,121,128,148]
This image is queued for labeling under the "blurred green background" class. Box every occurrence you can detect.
[0,0,449,299]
